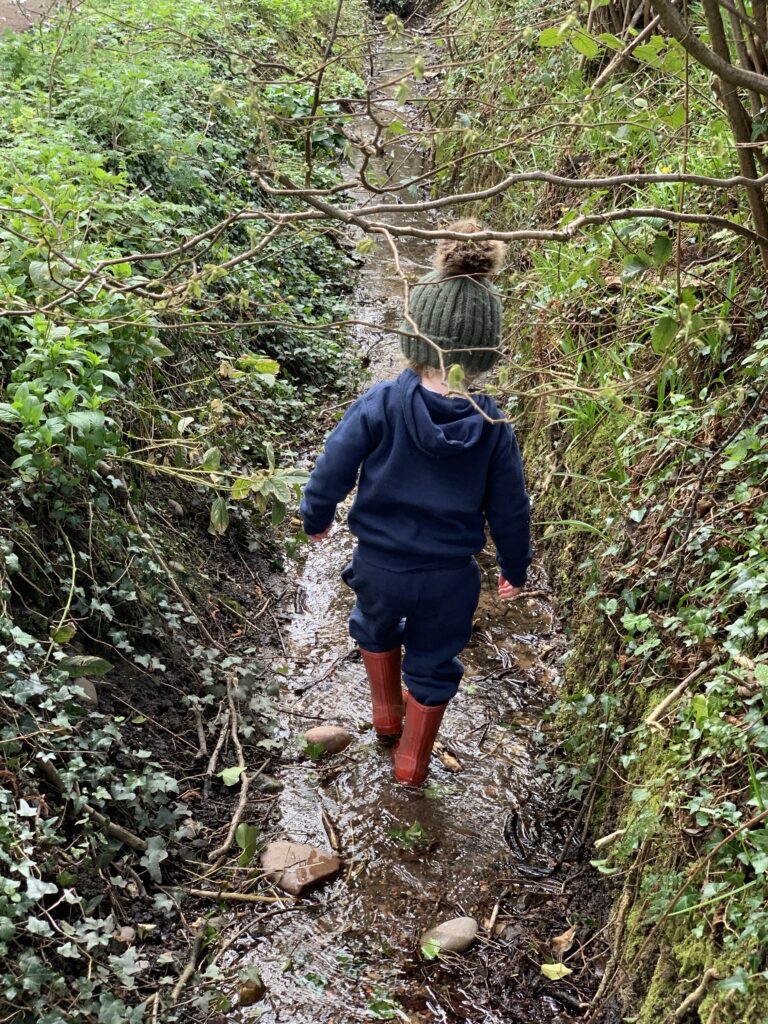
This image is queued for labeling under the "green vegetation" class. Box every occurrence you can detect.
[0,0,363,1019]
[429,1,768,1018]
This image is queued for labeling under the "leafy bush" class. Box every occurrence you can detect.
[0,0,364,1018]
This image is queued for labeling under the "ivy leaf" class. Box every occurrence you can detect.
[218,765,244,786]
[540,963,573,980]
[58,655,113,678]
[235,823,259,867]
[208,496,230,536]
[26,877,58,900]
[140,836,168,883]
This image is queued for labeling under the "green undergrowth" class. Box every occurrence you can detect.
[430,1,768,1020]
[0,0,365,1020]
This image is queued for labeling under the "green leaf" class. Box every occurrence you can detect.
[208,496,230,536]
[597,31,624,50]
[140,836,168,883]
[58,655,113,678]
[272,501,286,527]
[231,477,253,500]
[447,363,465,391]
[621,253,651,280]
[540,963,573,980]
[652,234,673,266]
[66,409,106,432]
[571,30,600,59]
[539,27,567,47]
[144,338,174,359]
[218,765,244,786]
[421,938,441,960]
[651,316,678,354]
[51,621,77,644]
[662,103,686,130]
[28,260,57,291]
[235,823,259,866]
[201,447,222,471]
[238,355,280,375]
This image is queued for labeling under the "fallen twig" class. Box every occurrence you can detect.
[170,925,206,1004]
[193,708,208,761]
[204,705,230,798]
[207,688,263,863]
[645,656,720,731]
[189,888,288,903]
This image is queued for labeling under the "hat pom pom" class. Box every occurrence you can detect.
[434,219,506,277]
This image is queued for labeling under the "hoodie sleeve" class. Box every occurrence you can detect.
[483,423,532,587]
[300,396,377,536]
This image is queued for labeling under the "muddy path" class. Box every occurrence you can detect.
[231,23,613,1024]
[0,0,50,33]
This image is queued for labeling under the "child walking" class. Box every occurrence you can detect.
[300,220,531,787]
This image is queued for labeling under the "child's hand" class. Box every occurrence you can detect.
[308,526,331,544]
[498,574,523,601]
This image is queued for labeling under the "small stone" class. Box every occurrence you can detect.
[114,926,136,944]
[73,678,98,708]
[261,841,341,896]
[168,500,184,517]
[255,774,284,794]
[420,916,478,956]
[303,726,352,755]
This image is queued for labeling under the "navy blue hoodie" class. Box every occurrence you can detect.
[300,369,531,586]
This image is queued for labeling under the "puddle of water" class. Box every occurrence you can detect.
[229,27,605,1024]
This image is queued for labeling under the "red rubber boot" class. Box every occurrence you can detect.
[360,648,404,737]
[392,696,447,787]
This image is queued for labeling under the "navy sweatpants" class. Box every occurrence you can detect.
[341,549,481,706]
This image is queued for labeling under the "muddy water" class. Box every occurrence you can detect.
[240,29,593,1024]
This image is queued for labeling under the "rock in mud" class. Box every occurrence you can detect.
[303,725,352,755]
[421,916,478,956]
[261,841,341,896]
[255,774,284,794]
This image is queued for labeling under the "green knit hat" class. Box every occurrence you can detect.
[399,221,506,377]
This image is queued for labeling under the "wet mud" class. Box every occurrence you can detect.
[232,26,613,1024]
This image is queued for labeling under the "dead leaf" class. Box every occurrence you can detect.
[540,962,573,981]
[435,745,462,772]
[551,925,576,955]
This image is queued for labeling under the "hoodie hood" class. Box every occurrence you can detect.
[399,368,490,458]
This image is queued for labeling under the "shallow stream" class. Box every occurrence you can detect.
[235,24,607,1024]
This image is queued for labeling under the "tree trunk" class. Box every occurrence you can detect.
[702,0,768,265]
